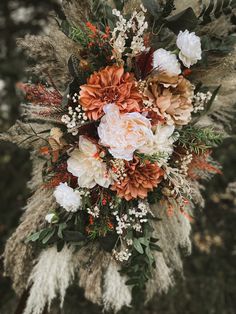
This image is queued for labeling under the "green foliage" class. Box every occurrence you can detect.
[91,0,116,28]
[120,222,161,291]
[178,126,224,155]
[136,152,168,164]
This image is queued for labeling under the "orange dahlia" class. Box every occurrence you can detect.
[112,157,164,201]
[79,65,143,120]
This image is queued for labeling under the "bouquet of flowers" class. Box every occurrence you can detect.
[2,1,236,313]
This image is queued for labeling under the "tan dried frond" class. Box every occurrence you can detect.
[4,185,57,295]
[62,0,94,28]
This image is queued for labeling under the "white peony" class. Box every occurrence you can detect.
[97,103,153,161]
[176,30,202,68]
[139,124,176,158]
[153,48,181,76]
[67,136,112,188]
[53,183,81,212]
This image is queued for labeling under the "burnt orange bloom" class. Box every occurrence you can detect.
[79,66,143,120]
[112,157,164,201]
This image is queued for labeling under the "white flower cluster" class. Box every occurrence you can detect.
[113,248,132,262]
[87,205,100,218]
[177,152,193,176]
[112,5,148,60]
[115,214,131,235]
[129,201,149,223]
[130,6,148,56]
[61,93,88,136]
[193,91,212,113]
[114,201,149,235]
[110,159,127,184]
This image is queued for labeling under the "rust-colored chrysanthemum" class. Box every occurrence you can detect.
[79,65,143,120]
[112,157,164,201]
[143,72,194,125]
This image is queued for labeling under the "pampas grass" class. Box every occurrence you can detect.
[103,260,132,312]
[3,186,57,295]
[146,200,192,300]
[24,246,75,314]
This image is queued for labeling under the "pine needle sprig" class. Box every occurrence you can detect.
[178,126,225,155]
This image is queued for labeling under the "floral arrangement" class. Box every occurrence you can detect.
[3,1,236,313]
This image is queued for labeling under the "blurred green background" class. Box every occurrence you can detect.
[0,1,235,313]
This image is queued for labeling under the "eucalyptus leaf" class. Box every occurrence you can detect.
[133,239,144,254]
[58,222,67,239]
[63,230,86,242]
[125,278,140,286]
[25,231,41,243]
[42,228,56,244]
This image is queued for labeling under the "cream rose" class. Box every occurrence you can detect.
[153,48,181,76]
[67,136,112,188]
[176,30,202,68]
[97,103,153,161]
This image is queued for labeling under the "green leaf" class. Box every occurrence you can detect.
[42,228,56,244]
[113,0,125,11]
[142,0,161,18]
[125,278,140,286]
[63,230,86,242]
[145,246,154,264]
[138,237,149,247]
[150,243,162,252]
[99,233,118,252]
[165,7,198,34]
[25,231,41,243]
[58,222,67,239]
[57,240,65,252]
[133,239,144,254]
[38,228,53,241]
[205,85,221,112]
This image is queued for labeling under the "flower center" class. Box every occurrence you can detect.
[102,86,120,102]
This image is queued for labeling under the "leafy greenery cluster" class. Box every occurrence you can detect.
[178,126,224,155]
[120,221,162,292]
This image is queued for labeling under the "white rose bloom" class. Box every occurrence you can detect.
[176,30,202,68]
[67,136,112,189]
[97,103,154,161]
[153,48,181,76]
[139,124,175,158]
[53,182,81,212]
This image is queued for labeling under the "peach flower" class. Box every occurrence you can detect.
[79,65,143,120]
[143,72,194,125]
[97,103,153,161]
